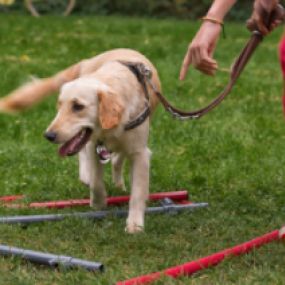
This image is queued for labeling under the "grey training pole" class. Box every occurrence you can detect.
[0,202,208,225]
[0,245,104,272]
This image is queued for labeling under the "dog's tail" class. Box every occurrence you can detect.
[0,63,81,113]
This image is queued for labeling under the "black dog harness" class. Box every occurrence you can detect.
[119,61,153,131]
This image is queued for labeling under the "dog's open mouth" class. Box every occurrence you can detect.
[59,128,92,157]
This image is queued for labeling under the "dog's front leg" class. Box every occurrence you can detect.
[126,148,151,234]
[83,142,107,209]
[79,145,91,187]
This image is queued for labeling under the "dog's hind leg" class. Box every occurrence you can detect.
[112,153,126,191]
[90,160,107,210]
[126,148,151,234]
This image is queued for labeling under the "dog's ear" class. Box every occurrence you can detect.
[97,90,125,130]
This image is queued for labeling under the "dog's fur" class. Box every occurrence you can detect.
[0,49,161,233]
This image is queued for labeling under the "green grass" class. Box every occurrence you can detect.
[0,14,285,284]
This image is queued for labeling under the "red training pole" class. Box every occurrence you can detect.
[117,229,283,285]
[29,199,89,209]
[29,191,189,209]
[0,195,24,203]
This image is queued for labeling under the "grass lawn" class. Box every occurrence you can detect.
[0,14,285,285]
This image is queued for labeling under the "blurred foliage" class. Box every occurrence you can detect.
[0,0,253,20]
[0,0,15,5]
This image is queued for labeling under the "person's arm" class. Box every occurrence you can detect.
[180,0,283,80]
[206,0,237,22]
[180,0,237,80]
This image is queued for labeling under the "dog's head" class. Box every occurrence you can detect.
[44,79,125,157]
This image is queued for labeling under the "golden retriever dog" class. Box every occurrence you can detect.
[0,49,161,233]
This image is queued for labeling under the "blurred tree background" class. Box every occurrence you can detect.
[0,0,253,20]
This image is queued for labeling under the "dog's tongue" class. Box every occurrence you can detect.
[59,129,92,157]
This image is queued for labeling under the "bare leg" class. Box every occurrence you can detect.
[112,152,126,191]
[126,148,151,234]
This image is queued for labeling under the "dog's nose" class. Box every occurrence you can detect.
[44,131,57,142]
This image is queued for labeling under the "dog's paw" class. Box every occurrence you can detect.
[125,223,144,234]
[90,193,107,210]
[114,181,127,192]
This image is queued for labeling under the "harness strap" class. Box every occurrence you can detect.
[124,103,151,131]
[119,61,152,131]
[119,61,150,101]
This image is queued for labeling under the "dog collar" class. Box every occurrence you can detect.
[119,61,152,131]
[124,103,150,131]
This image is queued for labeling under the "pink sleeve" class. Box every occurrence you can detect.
[279,35,285,78]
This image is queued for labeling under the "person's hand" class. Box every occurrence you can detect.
[247,0,284,35]
[180,21,222,80]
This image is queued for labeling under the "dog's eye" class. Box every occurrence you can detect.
[72,102,85,112]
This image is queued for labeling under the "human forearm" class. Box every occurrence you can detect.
[206,0,237,21]
[180,0,283,80]
[179,0,237,79]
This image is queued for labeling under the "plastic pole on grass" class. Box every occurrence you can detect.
[0,244,103,272]
[117,229,284,285]
[28,191,189,209]
[0,202,208,225]
[0,195,24,203]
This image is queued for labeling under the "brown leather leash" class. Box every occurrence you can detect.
[149,6,285,120]
[120,6,285,129]
[121,30,265,123]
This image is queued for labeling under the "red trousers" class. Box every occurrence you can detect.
[279,35,285,114]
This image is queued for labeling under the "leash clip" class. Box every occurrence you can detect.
[137,63,153,79]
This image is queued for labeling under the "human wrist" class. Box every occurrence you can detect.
[206,11,225,23]
[201,15,224,26]
[200,18,223,37]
